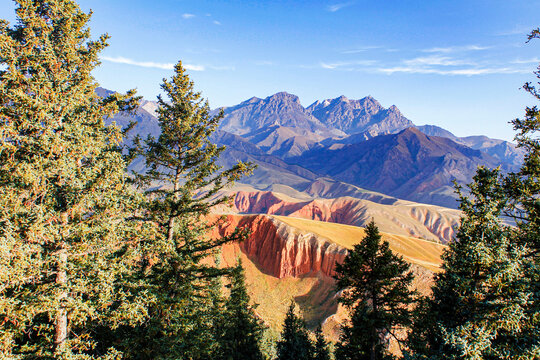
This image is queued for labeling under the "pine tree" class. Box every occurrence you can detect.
[334,220,416,360]
[408,167,536,359]
[0,1,140,357]
[276,301,315,360]
[313,324,331,360]
[120,61,254,359]
[217,259,266,360]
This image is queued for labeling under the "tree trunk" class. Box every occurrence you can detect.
[54,246,68,352]
[167,169,181,243]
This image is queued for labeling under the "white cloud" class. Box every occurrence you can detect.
[100,56,205,71]
[341,46,383,54]
[255,60,274,66]
[213,20,221,25]
[377,66,529,76]
[511,58,540,64]
[496,25,535,36]
[182,13,195,19]
[404,55,473,67]
[327,2,354,12]
[423,45,491,53]
[320,60,377,70]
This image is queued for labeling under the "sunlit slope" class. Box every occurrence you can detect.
[273,215,446,272]
[219,242,337,331]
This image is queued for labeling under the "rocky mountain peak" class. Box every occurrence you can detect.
[265,91,301,105]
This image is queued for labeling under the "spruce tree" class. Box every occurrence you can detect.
[0,1,140,357]
[276,301,315,360]
[217,260,266,360]
[334,220,416,360]
[313,324,331,360]
[408,167,536,359]
[121,61,254,359]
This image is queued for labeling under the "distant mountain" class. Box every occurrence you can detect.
[417,124,524,165]
[217,92,344,137]
[292,127,516,208]
[307,95,414,135]
[210,130,320,189]
[241,125,328,158]
[103,87,523,208]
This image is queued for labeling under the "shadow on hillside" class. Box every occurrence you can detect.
[294,273,338,329]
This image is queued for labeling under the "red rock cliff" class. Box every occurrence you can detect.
[212,214,348,278]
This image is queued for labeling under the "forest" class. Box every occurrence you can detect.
[0,1,538,359]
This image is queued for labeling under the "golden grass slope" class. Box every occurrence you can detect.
[273,215,445,272]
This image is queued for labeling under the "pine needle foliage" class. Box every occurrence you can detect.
[0,1,140,358]
[121,61,254,359]
[408,167,537,360]
[334,220,416,360]
[276,301,315,360]
[313,325,331,360]
[217,259,266,360]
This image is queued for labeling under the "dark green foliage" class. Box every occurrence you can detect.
[115,61,254,359]
[334,220,416,360]
[217,260,266,360]
[0,0,140,357]
[276,301,315,360]
[314,325,331,360]
[408,167,536,359]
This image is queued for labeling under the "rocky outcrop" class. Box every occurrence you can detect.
[232,191,460,243]
[212,214,348,278]
[307,95,413,135]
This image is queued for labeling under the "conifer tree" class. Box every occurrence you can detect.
[121,61,254,359]
[313,324,331,360]
[217,260,266,360]
[334,220,416,360]
[276,301,315,360]
[408,167,536,359]
[0,1,140,357]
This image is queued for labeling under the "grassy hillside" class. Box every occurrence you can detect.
[274,215,445,272]
[216,215,446,341]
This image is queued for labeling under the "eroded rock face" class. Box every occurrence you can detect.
[212,214,348,278]
[232,191,459,243]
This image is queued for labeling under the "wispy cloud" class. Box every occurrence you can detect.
[341,46,384,54]
[182,13,195,19]
[327,2,354,12]
[320,60,377,70]
[100,56,205,71]
[496,25,535,36]
[423,45,491,53]
[254,60,275,66]
[377,66,529,76]
[511,58,540,64]
[213,20,221,25]
[404,55,473,67]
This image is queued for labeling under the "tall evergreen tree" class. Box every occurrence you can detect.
[334,220,416,360]
[120,61,254,359]
[0,1,140,357]
[408,167,536,359]
[276,301,315,360]
[313,324,331,360]
[217,259,266,360]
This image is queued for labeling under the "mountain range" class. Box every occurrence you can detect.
[104,88,524,340]
[106,88,522,209]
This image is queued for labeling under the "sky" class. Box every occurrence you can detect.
[1,0,540,141]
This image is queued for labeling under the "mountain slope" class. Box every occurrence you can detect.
[292,127,512,207]
[417,125,523,165]
[217,92,343,136]
[307,95,414,135]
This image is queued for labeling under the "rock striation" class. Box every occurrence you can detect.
[232,190,460,243]
[213,214,348,278]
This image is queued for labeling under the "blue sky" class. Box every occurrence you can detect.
[2,0,540,141]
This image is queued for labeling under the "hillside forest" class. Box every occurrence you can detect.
[0,1,539,359]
